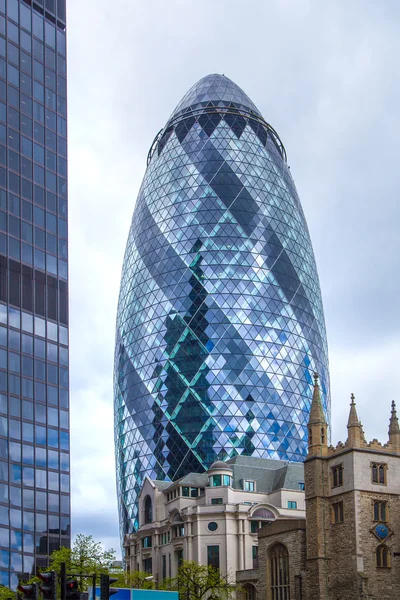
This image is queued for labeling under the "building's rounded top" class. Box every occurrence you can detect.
[208,461,233,472]
[168,74,262,122]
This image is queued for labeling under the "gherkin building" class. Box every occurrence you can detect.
[114,74,330,537]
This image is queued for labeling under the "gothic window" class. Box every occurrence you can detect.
[371,463,387,485]
[269,543,290,600]
[376,544,391,568]
[331,464,343,487]
[332,501,344,524]
[144,495,153,524]
[373,501,388,522]
[243,584,256,600]
[321,427,325,444]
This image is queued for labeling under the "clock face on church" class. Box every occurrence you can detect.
[375,523,389,540]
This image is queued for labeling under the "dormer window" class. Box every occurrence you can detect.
[245,480,255,492]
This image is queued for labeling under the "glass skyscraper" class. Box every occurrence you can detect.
[114,74,329,538]
[0,0,69,588]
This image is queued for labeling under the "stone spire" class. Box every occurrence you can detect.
[307,373,328,456]
[309,372,326,425]
[388,400,400,453]
[346,393,362,448]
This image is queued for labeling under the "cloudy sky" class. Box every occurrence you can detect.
[65,0,400,554]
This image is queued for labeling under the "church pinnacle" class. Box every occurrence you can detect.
[307,373,328,456]
[346,394,362,448]
[389,400,400,453]
[309,372,326,425]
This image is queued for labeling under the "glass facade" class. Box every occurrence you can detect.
[114,74,329,538]
[0,0,69,588]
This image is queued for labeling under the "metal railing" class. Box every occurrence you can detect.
[147,105,287,166]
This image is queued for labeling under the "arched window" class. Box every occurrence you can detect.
[376,544,391,568]
[144,495,152,524]
[252,507,275,520]
[269,543,290,600]
[242,584,256,600]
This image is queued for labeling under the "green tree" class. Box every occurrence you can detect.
[0,586,14,600]
[46,535,116,590]
[162,561,237,600]
[113,570,154,590]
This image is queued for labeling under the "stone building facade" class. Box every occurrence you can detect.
[123,456,306,584]
[237,374,400,600]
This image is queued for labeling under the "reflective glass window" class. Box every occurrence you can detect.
[23,489,34,510]
[9,486,20,508]
[48,450,58,469]
[35,447,46,467]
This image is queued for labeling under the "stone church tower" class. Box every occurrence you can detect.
[304,376,400,600]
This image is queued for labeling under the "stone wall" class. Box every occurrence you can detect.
[355,490,400,600]
[304,449,400,600]
[256,520,306,600]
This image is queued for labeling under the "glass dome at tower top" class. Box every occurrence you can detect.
[168,73,262,122]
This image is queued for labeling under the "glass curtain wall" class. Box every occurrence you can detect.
[0,0,69,588]
[114,74,330,541]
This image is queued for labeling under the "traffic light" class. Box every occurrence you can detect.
[66,578,80,600]
[38,572,56,600]
[17,583,38,600]
[100,575,118,600]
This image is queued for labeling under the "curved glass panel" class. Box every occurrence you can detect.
[114,74,330,538]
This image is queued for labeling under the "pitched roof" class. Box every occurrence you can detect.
[152,481,171,490]
[226,456,304,492]
[149,455,304,494]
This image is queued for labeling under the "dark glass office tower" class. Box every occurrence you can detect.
[0,0,69,588]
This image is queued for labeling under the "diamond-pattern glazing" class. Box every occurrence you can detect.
[114,74,330,539]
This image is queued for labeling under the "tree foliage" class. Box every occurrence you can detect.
[45,535,152,591]
[162,561,237,600]
[49,534,116,580]
[17,535,152,593]
[0,586,14,600]
[112,570,154,590]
